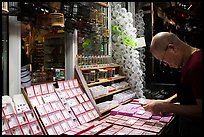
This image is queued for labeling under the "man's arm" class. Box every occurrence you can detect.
[162,98,202,119]
[164,93,178,103]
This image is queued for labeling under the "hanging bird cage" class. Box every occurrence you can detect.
[36,13,51,30]
[50,12,65,28]
[49,2,61,12]
[2,2,9,14]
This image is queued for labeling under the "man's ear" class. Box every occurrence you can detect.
[168,43,176,53]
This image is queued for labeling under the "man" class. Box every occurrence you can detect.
[143,32,202,135]
[18,15,35,88]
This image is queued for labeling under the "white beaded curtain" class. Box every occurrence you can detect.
[111,2,146,98]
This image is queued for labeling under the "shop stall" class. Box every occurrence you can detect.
[2,1,202,135]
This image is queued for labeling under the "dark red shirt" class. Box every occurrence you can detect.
[177,50,202,105]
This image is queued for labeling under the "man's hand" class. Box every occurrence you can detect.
[143,100,166,115]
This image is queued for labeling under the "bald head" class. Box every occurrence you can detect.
[150,32,192,68]
[150,32,178,52]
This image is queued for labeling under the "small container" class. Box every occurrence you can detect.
[90,70,96,83]
[112,68,116,77]
[106,68,113,79]
[83,70,91,83]
[95,69,100,82]
[99,69,107,79]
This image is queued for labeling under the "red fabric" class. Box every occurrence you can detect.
[181,50,202,99]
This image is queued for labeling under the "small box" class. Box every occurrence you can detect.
[77,114,86,124]
[60,121,70,132]
[66,118,77,129]
[47,83,55,93]
[35,104,47,116]
[44,103,54,114]
[71,127,84,134]
[108,125,123,132]
[82,113,91,123]
[46,125,57,135]
[48,112,59,125]
[152,115,162,120]
[56,101,65,110]
[128,128,144,135]
[55,110,65,122]
[149,126,162,133]
[117,128,133,135]
[68,80,75,89]
[76,87,83,95]
[140,111,152,120]
[61,90,69,99]
[61,109,71,120]
[50,101,60,112]
[64,130,77,135]
[25,86,35,97]
[66,89,75,98]
[76,95,85,103]
[134,118,146,126]
[73,79,79,88]
[63,81,70,89]
[36,96,44,105]
[77,104,86,113]
[57,81,65,90]
[80,130,93,135]
[139,124,153,131]
[144,120,156,126]
[33,84,42,96]
[2,129,12,135]
[41,115,52,127]
[142,131,157,135]
[71,106,81,115]
[53,123,64,135]
[10,126,23,135]
[81,93,89,102]
[41,83,49,95]
[13,94,30,113]
[41,94,50,103]
[101,129,116,135]
[124,119,138,126]
[2,118,9,131]
[86,101,94,110]
[91,109,99,118]
[3,103,15,116]
[159,116,172,123]
[29,97,40,107]
[115,119,126,125]
[154,121,166,128]
[49,92,59,102]
[16,113,27,125]
[7,114,19,128]
[82,102,90,111]
[87,110,95,121]
[24,110,37,123]
[30,121,42,134]
[71,88,79,96]
[67,97,79,107]
[2,109,5,118]
[21,124,33,135]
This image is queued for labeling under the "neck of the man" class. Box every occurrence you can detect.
[182,44,198,68]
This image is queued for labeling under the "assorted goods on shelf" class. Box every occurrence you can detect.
[90,81,136,112]
[100,99,174,135]
[2,95,43,135]
[78,63,135,116]
[77,55,113,69]
[22,79,100,135]
[89,81,129,98]
[2,79,174,135]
